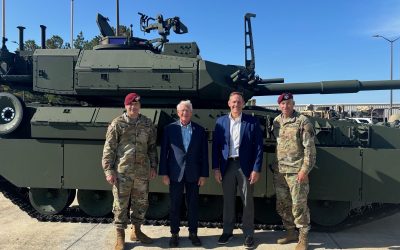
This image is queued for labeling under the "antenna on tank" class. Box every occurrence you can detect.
[70,0,74,47]
[116,0,119,36]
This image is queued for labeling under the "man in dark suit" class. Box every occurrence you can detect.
[212,91,263,249]
[159,100,209,247]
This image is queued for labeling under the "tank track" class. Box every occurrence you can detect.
[1,176,399,231]
[314,203,400,232]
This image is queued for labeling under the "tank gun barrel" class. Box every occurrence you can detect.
[258,78,284,84]
[254,80,400,96]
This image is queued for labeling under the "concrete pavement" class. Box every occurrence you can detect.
[1,193,399,250]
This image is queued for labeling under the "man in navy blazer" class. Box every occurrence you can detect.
[212,92,263,249]
[159,100,209,247]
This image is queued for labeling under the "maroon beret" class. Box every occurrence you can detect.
[277,92,293,104]
[124,93,141,105]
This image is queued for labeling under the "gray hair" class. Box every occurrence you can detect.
[177,100,193,112]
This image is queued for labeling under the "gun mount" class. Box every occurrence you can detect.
[138,12,188,51]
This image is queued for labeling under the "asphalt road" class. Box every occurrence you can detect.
[1,193,400,250]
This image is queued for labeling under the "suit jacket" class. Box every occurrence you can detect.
[159,120,209,182]
[212,113,263,177]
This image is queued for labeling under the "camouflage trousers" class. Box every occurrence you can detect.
[112,174,149,229]
[273,171,310,229]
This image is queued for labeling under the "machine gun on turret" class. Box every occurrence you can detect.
[138,12,188,51]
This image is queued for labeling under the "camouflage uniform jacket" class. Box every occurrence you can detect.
[273,111,316,175]
[102,113,158,178]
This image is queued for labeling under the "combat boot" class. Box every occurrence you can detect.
[115,229,125,250]
[277,228,298,244]
[130,224,153,244]
[295,228,309,250]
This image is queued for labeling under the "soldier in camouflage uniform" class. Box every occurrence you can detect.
[102,92,158,250]
[272,93,316,250]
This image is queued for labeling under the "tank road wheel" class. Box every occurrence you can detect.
[0,92,23,135]
[28,188,70,215]
[145,193,170,220]
[309,200,351,226]
[198,195,223,221]
[77,190,113,217]
[254,197,281,224]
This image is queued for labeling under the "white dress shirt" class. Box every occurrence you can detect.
[229,113,242,157]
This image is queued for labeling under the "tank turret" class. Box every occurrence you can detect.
[1,13,400,108]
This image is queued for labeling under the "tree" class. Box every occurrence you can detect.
[22,29,110,51]
[73,31,101,50]
[83,35,101,50]
[63,42,71,49]
[24,40,39,51]
[73,31,86,49]
[117,25,131,37]
[46,35,64,49]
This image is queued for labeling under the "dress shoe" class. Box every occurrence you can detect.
[169,234,179,247]
[217,233,233,245]
[189,232,202,246]
[244,235,254,249]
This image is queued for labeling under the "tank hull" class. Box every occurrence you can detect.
[1,102,400,226]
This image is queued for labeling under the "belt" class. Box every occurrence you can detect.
[228,156,240,161]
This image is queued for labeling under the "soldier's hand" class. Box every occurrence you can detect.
[297,170,309,183]
[106,174,117,185]
[214,169,222,184]
[249,171,260,184]
[149,168,157,180]
[198,177,206,186]
[162,175,170,185]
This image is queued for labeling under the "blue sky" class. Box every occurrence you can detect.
[3,0,400,105]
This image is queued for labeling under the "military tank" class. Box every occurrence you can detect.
[1,11,400,228]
